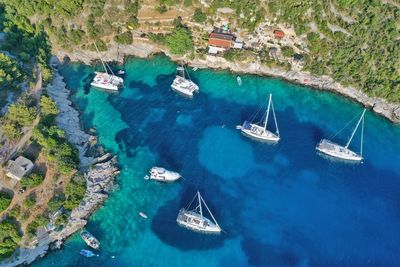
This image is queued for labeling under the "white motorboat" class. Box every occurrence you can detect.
[237,94,280,143]
[316,109,366,162]
[90,43,124,91]
[171,65,199,97]
[176,191,221,234]
[80,230,100,249]
[144,167,181,183]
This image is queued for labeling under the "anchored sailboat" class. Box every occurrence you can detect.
[171,64,199,97]
[237,94,280,142]
[316,109,366,162]
[90,43,124,91]
[176,191,221,234]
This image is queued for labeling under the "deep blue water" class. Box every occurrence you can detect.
[34,55,400,267]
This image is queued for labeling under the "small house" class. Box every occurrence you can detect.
[6,156,34,181]
[208,32,234,50]
[273,30,285,39]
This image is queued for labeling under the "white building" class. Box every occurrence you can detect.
[6,156,34,181]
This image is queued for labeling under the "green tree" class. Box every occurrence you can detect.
[0,220,21,260]
[23,194,36,209]
[39,96,59,116]
[0,53,23,90]
[0,192,12,212]
[7,103,36,126]
[2,122,22,140]
[281,46,294,57]
[193,8,206,23]
[165,26,193,55]
[64,176,86,210]
[114,31,132,45]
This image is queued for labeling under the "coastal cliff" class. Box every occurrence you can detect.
[55,41,400,123]
[0,72,119,267]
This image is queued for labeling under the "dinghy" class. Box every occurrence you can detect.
[236,75,242,86]
[80,249,96,258]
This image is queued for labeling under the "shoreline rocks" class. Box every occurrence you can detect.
[55,40,400,123]
[0,72,119,267]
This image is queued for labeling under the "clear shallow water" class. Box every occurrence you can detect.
[34,55,400,267]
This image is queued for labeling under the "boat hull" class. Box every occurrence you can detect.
[240,123,280,143]
[176,209,221,234]
[148,167,181,183]
[90,82,119,91]
[316,139,363,162]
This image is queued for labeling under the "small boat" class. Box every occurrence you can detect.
[90,43,124,91]
[171,64,199,97]
[236,75,242,86]
[117,70,125,75]
[316,109,366,162]
[145,167,181,183]
[176,191,221,234]
[193,67,198,71]
[237,94,280,143]
[139,212,148,219]
[80,230,100,250]
[80,249,96,258]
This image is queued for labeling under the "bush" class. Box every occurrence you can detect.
[8,205,21,219]
[0,53,24,90]
[2,122,22,140]
[64,176,86,210]
[39,96,59,116]
[165,26,193,55]
[20,173,45,188]
[114,31,132,45]
[0,220,21,260]
[193,8,207,23]
[156,4,168,14]
[48,194,65,212]
[281,46,294,57]
[0,192,12,212]
[23,194,36,209]
[6,103,37,126]
[26,214,49,236]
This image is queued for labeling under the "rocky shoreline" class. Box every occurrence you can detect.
[0,71,119,267]
[55,40,400,123]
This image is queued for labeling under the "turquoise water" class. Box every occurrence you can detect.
[35,55,400,267]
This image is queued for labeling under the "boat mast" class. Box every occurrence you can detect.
[345,109,366,149]
[271,96,279,137]
[200,194,220,227]
[197,191,203,217]
[263,94,272,130]
[93,42,108,74]
[360,112,364,156]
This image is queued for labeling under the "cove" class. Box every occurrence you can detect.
[34,55,400,267]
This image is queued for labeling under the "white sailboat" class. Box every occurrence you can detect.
[90,43,124,91]
[144,167,181,183]
[176,191,221,234]
[171,64,199,97]
[316,109,366,162]
[237,94,280,142]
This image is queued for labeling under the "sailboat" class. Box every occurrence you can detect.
[176,191,221,234]
[237,94,280,142]
[171,64,199,97]
[316,109,366,162]
[90,43,124,91]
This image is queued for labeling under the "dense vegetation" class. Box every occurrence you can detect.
[0,53,24,91]
[0,192,12,212]
[266,0,400,101]
[0,220,21,260]
[63,175,86,210]
[2,102,37,140]
[20,172,45,188]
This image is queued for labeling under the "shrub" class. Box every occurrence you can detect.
[281,46,295,58]
[6,103,37,126]
[114,31,132,45]
[23,194,36,209]
[48,194,65,212]
[39,96,59,116]
[8,205,21,219]
[193,8,207,23]
[26,214,49,235]
[2,122,22,140]
[64,175,86,210]
[20,173,45,188]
